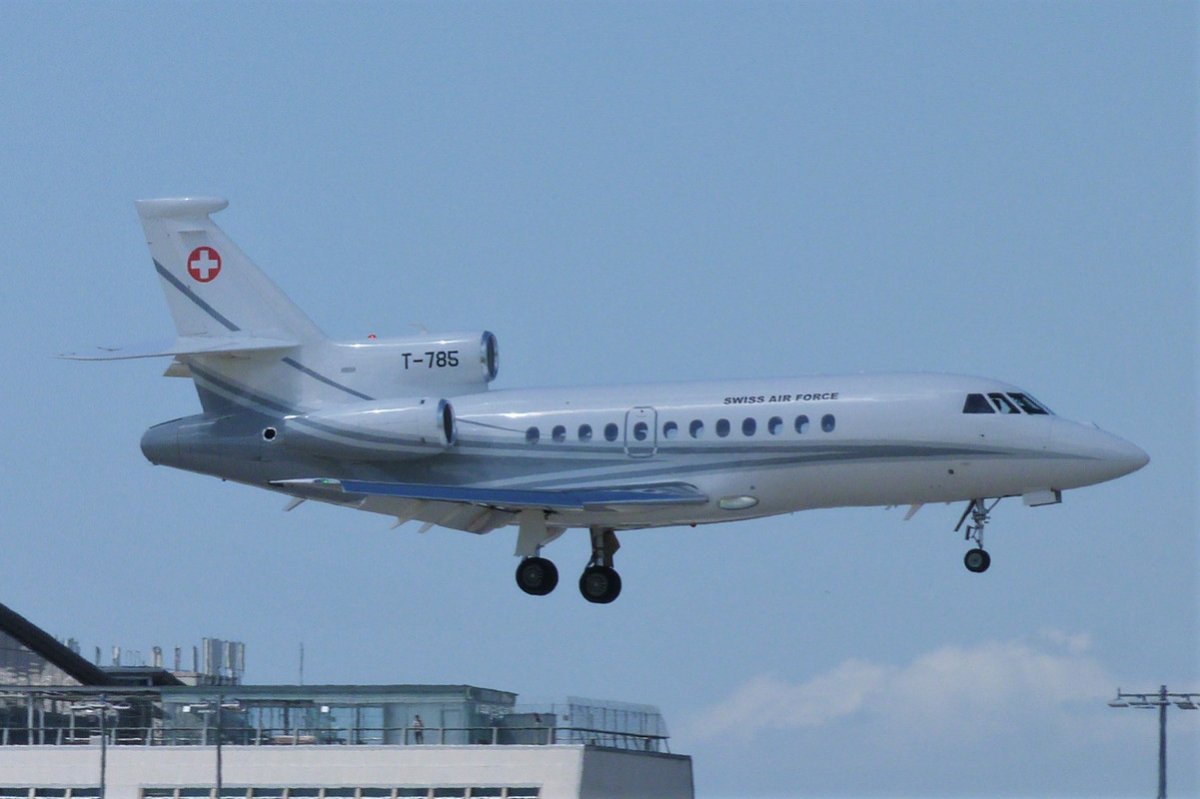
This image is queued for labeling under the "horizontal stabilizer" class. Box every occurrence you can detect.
[61,336,299,361]
[274,478,709,511]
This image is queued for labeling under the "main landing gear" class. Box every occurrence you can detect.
[515,557,558,596]
[955,498,998,573]
[579,527,621,604]
[513,517,623,603]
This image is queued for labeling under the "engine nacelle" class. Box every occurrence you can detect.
[329,330,499,398]
[270,397,456,461]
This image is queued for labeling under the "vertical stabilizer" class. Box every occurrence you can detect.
[135,198,325,344]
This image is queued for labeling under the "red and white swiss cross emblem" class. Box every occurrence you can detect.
[187,246,222,283]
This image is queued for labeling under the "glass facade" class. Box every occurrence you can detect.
[0,631,80,688]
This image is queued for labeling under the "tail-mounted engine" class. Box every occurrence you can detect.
[270,397,457,461]
[332,330,499,397]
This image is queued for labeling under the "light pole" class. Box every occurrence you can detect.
[1108,685,1199,799]
[182,693,241,796]
[72,695,130,799]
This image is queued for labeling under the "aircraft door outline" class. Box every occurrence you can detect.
[624,406,658,458]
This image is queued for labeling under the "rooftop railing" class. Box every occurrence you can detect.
[0,725,669,753]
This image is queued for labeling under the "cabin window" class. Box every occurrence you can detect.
[525,427,540,444]
[578,424,593,441]
[633,421,649,441]
[689,420,704,438]
[963,393,994,414]
[551,425,566,443]
[663,421,679,440]
[716,419,731,437]
[795,415,810,434]
[742,418,757,436]
[821,414,836,433]
[988,392,1020,414]
[768,416,783,435]
[604,423,619,442]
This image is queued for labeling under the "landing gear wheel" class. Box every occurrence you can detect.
[579,566,622,604]
[964,548,991,573]
[516,557,559,596]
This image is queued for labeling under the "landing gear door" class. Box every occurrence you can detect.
[624,406,657,458]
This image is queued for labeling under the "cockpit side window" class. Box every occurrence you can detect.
[988,392,1020,414]
[963,394,994,414]
[1008,392,1051,415]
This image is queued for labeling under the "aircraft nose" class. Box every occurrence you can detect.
[1104,433,1150,477]
[1051,421,1149,485]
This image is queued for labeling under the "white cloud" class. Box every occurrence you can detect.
[686,659,894,741]
[686,631,1117,744]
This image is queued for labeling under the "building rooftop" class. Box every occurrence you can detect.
[0,600,671,754]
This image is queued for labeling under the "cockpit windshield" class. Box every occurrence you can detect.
[1007,392,1051,414]
[963,392,1053,415]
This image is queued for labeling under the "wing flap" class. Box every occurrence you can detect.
[273,478,709,511]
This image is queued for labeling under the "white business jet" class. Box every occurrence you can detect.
[69,198,1149,603]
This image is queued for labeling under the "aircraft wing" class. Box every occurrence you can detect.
[274,478,709,512]
[60,335,299,361]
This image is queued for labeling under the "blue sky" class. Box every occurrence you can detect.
[1,2,1196,796]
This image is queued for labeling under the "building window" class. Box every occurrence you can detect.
[821,414,836,433]
[689,420,704,438]
[578,424,593,442]
[551,425,566,443]
[525,427,540,444]
[716,419,731,437]
[795,415,810,434]
[604,423,619,442]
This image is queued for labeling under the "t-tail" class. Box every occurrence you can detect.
[67,198,499,415]
[135,197,328,412]
[136,197,326,347]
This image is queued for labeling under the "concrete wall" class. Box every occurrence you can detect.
[579,748,694,799]
[0,744,693,799]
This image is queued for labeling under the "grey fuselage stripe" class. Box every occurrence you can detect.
[281,357,375,401]
[154,260,241,332]
[462,445,1045,491]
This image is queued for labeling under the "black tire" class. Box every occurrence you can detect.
[579,566,622,604]
[515,557,559,596]
[964,548,991,573]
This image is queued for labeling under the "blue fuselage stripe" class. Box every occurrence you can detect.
[154,260,240,332]
[281,357,375,401]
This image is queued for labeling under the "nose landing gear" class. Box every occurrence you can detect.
[956,498,999,573]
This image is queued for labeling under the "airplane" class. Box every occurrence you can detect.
[68,197,1150,603]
